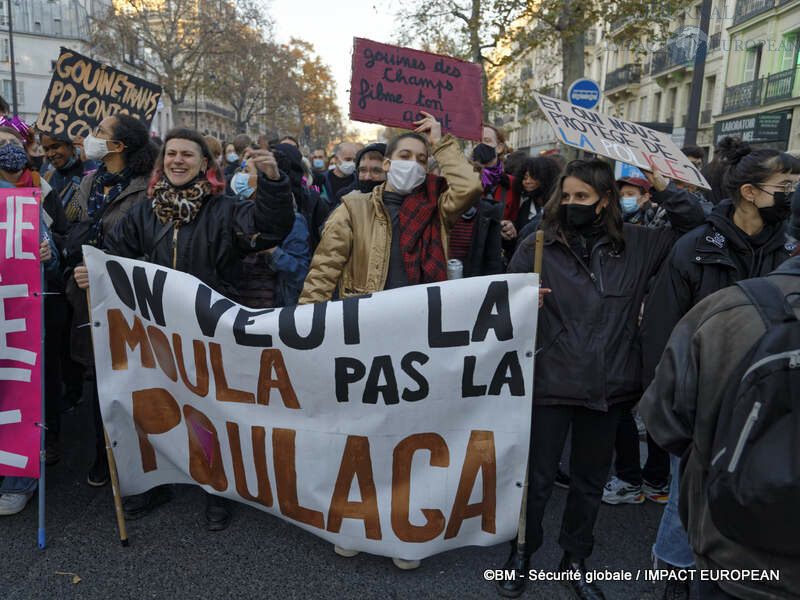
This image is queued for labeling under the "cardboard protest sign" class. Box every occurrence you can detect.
[0,188,42,478]
[534,93,710,189]
[350,38,483,140]
[36,48,162,140]
[85,246,538,559]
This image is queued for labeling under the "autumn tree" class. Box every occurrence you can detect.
[90,0,265,125]
[395,0,695,117]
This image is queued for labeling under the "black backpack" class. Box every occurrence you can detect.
[707,277,800,555]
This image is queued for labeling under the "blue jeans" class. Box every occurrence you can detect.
[652,455,695,568]
[0,476,37,494]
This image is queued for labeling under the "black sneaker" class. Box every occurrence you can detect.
[205,493,231,531]
[554,468,570,489]
[123,486,173,520]
[87,454,109,487]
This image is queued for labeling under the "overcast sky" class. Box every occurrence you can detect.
[270,0,397,135]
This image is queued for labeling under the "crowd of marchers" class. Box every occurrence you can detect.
[0,91,798,600]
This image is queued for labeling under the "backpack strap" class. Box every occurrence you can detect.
[736,278,796,327]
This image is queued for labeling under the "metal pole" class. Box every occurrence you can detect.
[37,256,45,549]
[684,0,713,147]
[7,0,18,114]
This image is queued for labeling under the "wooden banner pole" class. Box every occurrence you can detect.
[86,287,129,546]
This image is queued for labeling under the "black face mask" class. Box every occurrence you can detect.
[472,143,496,164]
[563,200,602,231]
[756,190,791,225]
[358,179,382,194]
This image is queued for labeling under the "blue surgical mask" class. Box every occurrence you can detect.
[312,158,325,170]
[621,196,639,215]
[226,152,239,163]
[231,172,255,198]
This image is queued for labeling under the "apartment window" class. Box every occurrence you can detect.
[779,33,798,72]
[2,80,23,105]
[743,44,763,81]
[704,76,716,111]
[628,100,637,121]
[666,88,677,123]
[0,39,8,63]
[639,96,648,120]
[653,92,662,121]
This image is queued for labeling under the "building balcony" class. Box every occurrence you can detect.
[721,67,800,113]
[722,78,764,113]
[764,67,799,104]
[604,64,642,91]
[650,47,695,77]
[732,0,774,26]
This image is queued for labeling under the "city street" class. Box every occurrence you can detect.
[3,395,670,600]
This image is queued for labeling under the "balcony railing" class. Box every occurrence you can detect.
[604,64,642,90]
[733,0,774,25]
[722,78,764,113]
[721,67,799,113]
[651,43,696,76]
[700,109,712,124]
[764,67,799,104]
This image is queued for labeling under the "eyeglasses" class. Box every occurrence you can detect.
[757,182,796,195]
[0,138,23,149]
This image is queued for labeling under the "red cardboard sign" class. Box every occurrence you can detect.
[349,38,483,140]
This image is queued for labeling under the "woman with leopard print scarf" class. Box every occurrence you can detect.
[73,127,295,532]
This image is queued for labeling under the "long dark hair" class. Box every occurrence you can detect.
[108,114,158,177]
[148,127,224,195]
[541,159,625,252]
[512,156,562,209]
[721,143,800,206]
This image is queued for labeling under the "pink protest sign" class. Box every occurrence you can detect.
[349,38,483,140]
[0,188,42,478]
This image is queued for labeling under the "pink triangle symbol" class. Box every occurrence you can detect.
[188,416,215,467]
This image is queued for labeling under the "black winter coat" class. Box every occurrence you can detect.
[104,172,295,297]
[640,199,793,385]
[463,197,504,277]
[296,186,330,252]
[507,183,705,411]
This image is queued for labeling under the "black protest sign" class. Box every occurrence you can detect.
[36,48,162,139]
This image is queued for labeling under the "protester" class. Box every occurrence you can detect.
[702,136,740,205]
[0,122,68,467]
[496,159,704,599]
[223,141,241,181]
[230,153,311,308]
[334,142,387,201]
[472,125,521,262]
[279,135,299,147]
[639,144,799,599]
[513,156,561,241]
[204,135,223,167]
[73,127,294,529]
[0,213,59,515]
[640,257,800,600]
[300,114,482,570]
[617,176,655,225]
[680,144,704,171]
[310,147,328,186]
[63,114,158,488]
[319,141,357,203]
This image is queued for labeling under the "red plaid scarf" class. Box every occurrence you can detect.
[397,174,448,285]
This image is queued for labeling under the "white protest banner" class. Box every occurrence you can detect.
[534,93,710,189]
[84,246,538,560]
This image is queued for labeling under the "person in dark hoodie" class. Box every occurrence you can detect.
[639,143,799,600]
[513,156,561,242]
[264,142,329,252]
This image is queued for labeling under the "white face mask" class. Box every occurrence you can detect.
[387,159,427,195]
[337,160,355,176]
[84,134,112,161]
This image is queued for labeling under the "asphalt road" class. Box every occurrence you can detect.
[2,396,673,600]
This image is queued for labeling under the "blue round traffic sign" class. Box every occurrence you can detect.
[568,79,601,110]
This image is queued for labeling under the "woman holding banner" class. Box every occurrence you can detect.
[64,113,158,488]
[496,159,704,600]
[73,127,294,530]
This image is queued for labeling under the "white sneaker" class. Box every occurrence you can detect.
[334,545,360,558]
[392,557,421,570]
[602,476,644,505]
[0,492,34,516]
